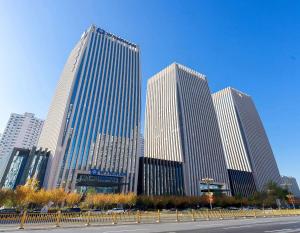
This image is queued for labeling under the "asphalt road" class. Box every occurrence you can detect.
[1,216,300,233]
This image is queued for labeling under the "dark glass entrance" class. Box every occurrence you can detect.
[75,173,124,194]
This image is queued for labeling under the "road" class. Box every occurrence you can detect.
[1,216,300,233]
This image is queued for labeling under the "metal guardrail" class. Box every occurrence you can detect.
[0,209,299,229]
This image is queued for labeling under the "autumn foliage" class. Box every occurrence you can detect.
[0,179,296,210]
[82,192,137,209]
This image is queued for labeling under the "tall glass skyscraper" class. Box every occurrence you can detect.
[38,25,141,193]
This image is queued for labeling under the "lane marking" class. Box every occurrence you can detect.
[223,225,254,229]
[103,229,149,233]
[265,229,292,233]
[265,229,300,233]
[277,222,299,225]
[222,220,300,230]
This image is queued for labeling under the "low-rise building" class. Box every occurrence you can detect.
[0,147,50,189]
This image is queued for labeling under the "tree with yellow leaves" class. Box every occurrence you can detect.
[125,192,137,209]
[48,188,67,208]
[65,192,81,207]
[14,178,39,209]
[31,189,51,207]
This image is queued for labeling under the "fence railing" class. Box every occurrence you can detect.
[0,209,299,229]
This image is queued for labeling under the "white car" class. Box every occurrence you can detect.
[107,208,125,214]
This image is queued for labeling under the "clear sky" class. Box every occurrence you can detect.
[0,0,299,184]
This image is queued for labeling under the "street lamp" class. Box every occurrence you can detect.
[201,178,214,210]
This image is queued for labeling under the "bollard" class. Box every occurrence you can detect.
[19,210,27,229]
[112,213,117,224]
[219,210,223,220]
[85,211,91,226]
[206,209,210,221]
[192,209,195,222]
[138,210,141,223]
[176,210,179,222]
[55,210,61,227]
[136,210,141,224]
[156,210,160,223]
[254,210,257,218]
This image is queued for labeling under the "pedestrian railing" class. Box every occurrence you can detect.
[0,209,299,229]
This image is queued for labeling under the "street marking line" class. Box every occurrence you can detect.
[223,225,254,229]
[265,229,300,233]
[277,222,299,225]
[222,220,300,230]
[265,230,292,233]
[103,229,149,233]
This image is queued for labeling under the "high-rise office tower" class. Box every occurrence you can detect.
[212,87,281,192]
[38,25,141,193]
[0,112,44,180]
[281,176,300,198]
[144,63,230,196]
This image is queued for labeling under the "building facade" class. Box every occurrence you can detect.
[0,147,50,189]
[281,176,300,198]
[212,87,281,193]
[138,157,184,196]
[38,25,141,193]
[139,134,144,158]
[0,112,44,180]
[227,169,256,197]
[144,63,231,196]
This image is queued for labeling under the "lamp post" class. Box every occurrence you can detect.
[202,178,214,210]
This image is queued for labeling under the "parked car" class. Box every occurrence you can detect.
[227,206,239,210]
[29,208,42,213]
[91,209,106,214]
[107,208,125,214]
[125,208,138,213]
[63,208,81,213]
[0,208,19,214]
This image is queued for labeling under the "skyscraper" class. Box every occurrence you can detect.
[0,112,44,180]
[38,25,141,193]
[281,176,300,198]
[212,87,281,192]
[144,63,230,196]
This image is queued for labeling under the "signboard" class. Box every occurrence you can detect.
[90,169,126,177]
[76,173,123,187]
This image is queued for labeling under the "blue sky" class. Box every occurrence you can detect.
[0,0,299,184]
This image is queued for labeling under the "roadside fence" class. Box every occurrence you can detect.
[0,209,299,229]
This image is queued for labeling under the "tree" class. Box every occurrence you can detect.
[48,188,67,208]
[126,193,137,209]
[32,189,51,207]
[65,192,81,207]
[0,189,14,207]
